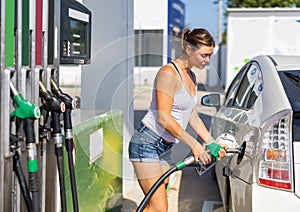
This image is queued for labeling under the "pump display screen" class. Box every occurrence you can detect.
[63,19,87,57]
[59,0,91,64]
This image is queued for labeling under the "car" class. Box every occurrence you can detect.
[201,55,300,212]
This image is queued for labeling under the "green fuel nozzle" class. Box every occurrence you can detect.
[205,142,224,160]
[10,82,40,119]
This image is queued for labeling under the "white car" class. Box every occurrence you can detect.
[202,55,300,212]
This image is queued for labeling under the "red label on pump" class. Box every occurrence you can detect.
[35,0,43,65]
[61,102,66,112]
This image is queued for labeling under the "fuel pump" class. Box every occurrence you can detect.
[39,81,67,212]
[50,79,79,212]
[10,81,41,212]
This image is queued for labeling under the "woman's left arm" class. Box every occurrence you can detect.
[188,106,212,144]
[189,106,227,158]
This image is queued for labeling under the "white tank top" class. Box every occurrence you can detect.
[142,62,197,143]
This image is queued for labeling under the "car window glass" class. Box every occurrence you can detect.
[246,74,263,108]
[293,116,300,141]
[280,71,300,103]
[224,65,248,106]
[233,63,263,109]
[279,71,300,142]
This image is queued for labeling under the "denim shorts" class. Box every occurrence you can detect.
[128,123,173,164]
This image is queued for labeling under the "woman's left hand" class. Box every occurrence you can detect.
[217,144,228,160]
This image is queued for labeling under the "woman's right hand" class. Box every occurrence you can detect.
[191,141,211,165]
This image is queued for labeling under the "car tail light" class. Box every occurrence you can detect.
[258,110,293,191]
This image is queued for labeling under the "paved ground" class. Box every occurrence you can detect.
[121,84,225,212]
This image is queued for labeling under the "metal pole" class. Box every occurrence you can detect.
[218,0,223,45]
[217,0,223,88]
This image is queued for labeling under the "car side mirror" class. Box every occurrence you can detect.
[201,94,221,109]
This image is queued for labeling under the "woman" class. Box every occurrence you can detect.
[129,28,227,212]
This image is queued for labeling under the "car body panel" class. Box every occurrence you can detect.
[206,55,300,211]
[252,183,300,212]
[212,107,259,210]
[294,142,300,197]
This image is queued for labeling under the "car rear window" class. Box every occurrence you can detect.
[278,70,300,141]
[293,117,300,141]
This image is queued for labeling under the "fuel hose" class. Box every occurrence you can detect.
[136,143,226,211]
[10,82,41,212]
[136,156,195,212]
[13,151,33,212]
[39,81,67,212]
[51,112,67,212]
[24,119,40,212]
[51,80,79,212]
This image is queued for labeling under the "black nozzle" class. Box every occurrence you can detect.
[50,80,74,110]
[39,82,65,113]
[23,119,36,144]
[225,142,246,165]
[40,94,64,113]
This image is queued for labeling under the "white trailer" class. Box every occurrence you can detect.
[225,8,300,88]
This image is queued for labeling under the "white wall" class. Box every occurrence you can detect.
[134,0,166,29]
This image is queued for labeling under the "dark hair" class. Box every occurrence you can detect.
[182,28,215,51]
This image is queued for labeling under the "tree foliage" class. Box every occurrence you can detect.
[226,0,300,8]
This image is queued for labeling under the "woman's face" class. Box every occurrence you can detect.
[189,45,214,69]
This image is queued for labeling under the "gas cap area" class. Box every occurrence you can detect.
[216,133,239,156]
[221,141,247,177]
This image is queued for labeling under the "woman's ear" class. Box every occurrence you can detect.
[186,45,192,56]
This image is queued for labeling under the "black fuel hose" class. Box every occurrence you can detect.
[136,156,195,212]
[50,81,79,212]
[136,144,243,211]
[39,82,67,212]
[65,130,79,212]
[62,109,78,212]
[13,151,33,212]
[9,82,40,212]
[52,112,67,212]
[24,119,40,212]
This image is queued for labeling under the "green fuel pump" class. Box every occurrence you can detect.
[10,81,41,212]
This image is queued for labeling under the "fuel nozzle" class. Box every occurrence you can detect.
[226,147,242,154]
[39,81,65,113]
[195,142,246,176]
[9,81,40,212]
[50,79,79,212]
[10,81,40,119]
[205,142,223,160]
[206,141,246,158]
[50,79,74,142]
[50,79,74,110]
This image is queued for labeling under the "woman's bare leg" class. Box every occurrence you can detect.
[162,164,171,190]
[132,162,168,212]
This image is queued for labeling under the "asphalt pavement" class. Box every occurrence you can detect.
[121,84,225,212]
